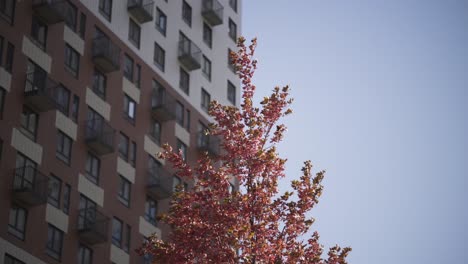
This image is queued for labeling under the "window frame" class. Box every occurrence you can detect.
[227,80,236,105]
[64,0,77,31]
[47,175,62,208]
[85,152,100,184]
[229,18,237,42]
[144,197,157,225]
[4,254,26,264]
[229,0,238,12]
[177,139,187,161]
[71,95,79,122]
[8,205,27,240]
[155,8,167,36]
[123,94,136,124]
[128,18,141,49]
[62,184,71,214]
[118,175,131,207]
[20,106,38,141]
[203,23,212,48]
[182,1,192,27]
[0,0,16,25]
[99,0,112,21]
[112,217,123,248]
[92,69,106,99]
[78,244,93,264]
[175,101,184,127]
[31,16,48,51]
[5,42,14,73]
[46,224,64,260]
[56,130,72,165]
[79,12,87,39]
[150,119,161,145]
[123,54,134,82]
[201,88,211,113]
[202,56,212,81]
[56,85,71,116]
[0,87,5,119]
[154,42,165,72]
[118,132,129,161]
[64,44,80,78]
[179,67,189,95]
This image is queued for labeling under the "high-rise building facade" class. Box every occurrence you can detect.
[0,0,241,263]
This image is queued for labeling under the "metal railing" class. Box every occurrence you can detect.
[32,0,68,24]
[147,167,173,199]
[151,88,176,121]
[202,0,224,26]
[77,207,109,244]
[12,166,49,206]
[127,0,154,23]
[197,132,221,156]
[84,118,115,154]
[92,36,121,72]
[178,38,202,70]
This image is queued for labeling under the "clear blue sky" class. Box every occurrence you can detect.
[242,1,468,263]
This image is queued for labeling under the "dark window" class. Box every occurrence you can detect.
[201,88,211,113]
[123,54,134,82]
[185,109,190,131]
[198,122,209,148]
[56,130,72,165]
[85,152,100,184]
[203,23,212,48]
[151,120,161,145]
[0,87,4,119]
[15,152,36,171]
[78,244,93,264]
[4,254,25,264]
[173,175,182,191]
[135,64,141,88]
[65,1,77,31]
[229,18,237,42]
[56,85,70,116]
[123,94,136,123]
[48,175,62,208]
[8,205,27,240]
[202,56,211,81]
[177,139,187,161]
[229,0,237,12]
[31,16,47,50]
[0,35,3,65]
[79,12,86,39]
[78,195,96,220]
[179,67,189,94]
[144,197,157,225]
[124,224,131,253]
[155,8,166,36]
[128,19,140,49]
[228,48,235,72]
[99,0,112,21]
[118,132,129,160]
[175,101,184,126]
[182,1,192,27]
[65,44,80,78]
[0,0,15,25]
[118,175,131,207]
[71,95,79,122]
[20,106,38,141]
[92,69,106,99]
[227,80,236,105]
[129,141,136,167]
[154,42,165,71]
[46,224,64,260]
[63,184,70,214]
[5,42,13,72]
[0,139,3,160]
[112,217,123,248]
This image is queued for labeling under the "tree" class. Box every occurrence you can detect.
[139,38,351,263]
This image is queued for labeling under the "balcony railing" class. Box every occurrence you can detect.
[202,0,224,26]
[77,207,109,245]
[197,132,221,156]
[24,71,60,112]
[147,167,172,200]
[127,0,154,24]
[178,38,202,71]
[32,0,67,24]
[151,89,176,122]
[12,166,49,207]
[92,36,121,73]
[84,118,115,155]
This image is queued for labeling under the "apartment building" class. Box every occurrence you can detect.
[0,0,241,263]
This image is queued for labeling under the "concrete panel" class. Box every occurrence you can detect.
[55,111,77,140]
[117,157,135,183]
[143,135,165,165]
[46,204,69,233]
[22,35,52,73]
[139,216,161,238]
[0,238,49,264]
[78,174,104,207]
[175,123,190,147]
[10,128,43,164]
[110,244,130,264]
[63,26,85,55]
[0,67,11,91]
[85,87,111,121]
[122,77,140,103]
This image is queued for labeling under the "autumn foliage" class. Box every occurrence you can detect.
[140,38,351,263]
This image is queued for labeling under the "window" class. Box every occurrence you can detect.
[123,54,134,81]
[201,89,211,113]
[0,35,3,65]
[0,0,15,25]
[65,44,80,78]
[99,0,112,21]
[5,42,13,72]
[203,23,212,48]
[46,224,64,260]
[229,18,237,42]
[79,12,86,39]
[31,16,47,50]
[78,195,96,228]
[56,85,71,116]
[155,8,166,36]
[154,42,165,71]
[175,101,184,126]
[56,130,72,165]
[85,152,100,184]
[48,175,62,208]
[78,244,93,264]
[150,119,161,145]
[198,122,209,148]
[229,0,238,12]
[63,184,70,214]
[173,175,182,191]
[123,95,136,123]
[124,224,131,253]
[227,80,236,105]
[0,139,3,160]
[118,175,131,207]
[202,56,211,81]
[112,217,123,247]
[71,95,79,122]
[129,141,136,167]
[8,205,27,240]
[64,1,77,31]
[228,48,235,72]
[144,197,157,225]
[179,67,189,94]
[4,254,25,264]
[182,1,192,27]
[20,106,38,141]
[118,132,129,160]
[177,139,187,161]
[92,69,106,99]
[135,64,141,88]
[15,152,36,172]
[0,87,5,119]
[185,109,191,132]
[128,19,140,49]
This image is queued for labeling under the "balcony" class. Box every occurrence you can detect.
[151,89,176,122]
[32,0,67,24]
[202,0,224,26]
[12,166,49,207]
[84,118,115,155]
[24,72,59,112]
[92,36,121,73]
[178,38,201,71]
[77,207,109,245]
[197,132,221,156]
[127,0,154,24]
[147,167,172,200]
